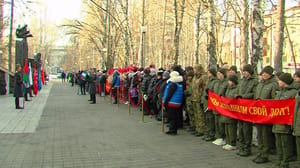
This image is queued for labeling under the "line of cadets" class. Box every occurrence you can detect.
[73,64,300,168]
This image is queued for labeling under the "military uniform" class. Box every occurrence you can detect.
[273,73,297,167]
[191,65,206,136]
[221,75,239,150]
[212,69,228,144]
[292,71,300,163]
[293,91,300,162]
[237,64,258,156]
[202,68,218,141]
[184,72,194,131]
[253,66,278,164]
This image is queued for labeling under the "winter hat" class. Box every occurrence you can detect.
[218,68,227,78]
[222,64,230,70]
[186,71,194,77]
[242,64,254,75]
[208,68,217,77]
[261,65,273,75]
[279,73,293,85]
[229,65,238,73]
[150,68,156,76]
[157,68,164,76]
[228,74,239,85]
[194,64,204,72]
[294,70,300,78]
[170,71,180,78]
[144,68,150,75]
[163,71,170,79]
[275,71,283,78]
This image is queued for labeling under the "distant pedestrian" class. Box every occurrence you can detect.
[88,71,97,104]
[13,64,24,109]
[111,70,120,104]
[62,71,66,83]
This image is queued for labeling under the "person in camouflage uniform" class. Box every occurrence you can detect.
[273,73,297,168]
[191,64,206,136]
[236,64,258,157]
[184,70,195,133]
[212,68,228,146]
[253,66,278,164]
[202,68,218,141]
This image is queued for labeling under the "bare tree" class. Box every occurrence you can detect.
[251,0,264,73]
[194,1,201,64]
[208,0,217,69]
[173,0,185,65]
[274,0,285,72]
[240,0,249,66]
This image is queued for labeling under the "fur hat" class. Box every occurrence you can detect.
[170,71,180,78]
[261,65,273,75]
[228,74,238,85]
[279,73,293,85]
[294,70,300,78]
[218,68,227,78]
[229,65,238,73]
[150,68,156,76]
[208,68,217,77]
[242,64,254,75]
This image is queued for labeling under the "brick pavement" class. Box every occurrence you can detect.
[0,81,298,168]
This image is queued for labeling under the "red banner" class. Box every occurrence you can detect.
[208,91,295,125]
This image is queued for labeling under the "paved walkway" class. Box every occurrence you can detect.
[0,81,298,168]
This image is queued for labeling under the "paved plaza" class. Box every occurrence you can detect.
[0,80,298,168]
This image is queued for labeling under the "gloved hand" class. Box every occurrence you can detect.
[205,88,209,94]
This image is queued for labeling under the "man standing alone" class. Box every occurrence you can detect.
[14,64,24,109]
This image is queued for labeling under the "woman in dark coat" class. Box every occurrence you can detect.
[14,64,23,109]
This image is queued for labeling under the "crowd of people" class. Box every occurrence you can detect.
[62,64,300,168]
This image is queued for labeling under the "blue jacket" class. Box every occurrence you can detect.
[163,82,183,108]
[112,71,120,87]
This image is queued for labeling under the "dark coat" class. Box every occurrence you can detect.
[293,92,300,136]
[272,85,297,134]
[88,74,97,95]
[220,84,239,123]
[13,71,23,97]
[254,76,278,100]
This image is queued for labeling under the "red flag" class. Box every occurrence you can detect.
[33,64,38,95]
[23,59,28,73]
[23,59,29,84]
[41,67,45,85]
[208,91,295,125]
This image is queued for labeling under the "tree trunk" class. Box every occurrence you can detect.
[274,0,285,72]
[208,0,217,69]
[251,0,264,74]
[124,0,130,66]
[241,0,249,66]
[194,2,201,64]
[173,0,185,65]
